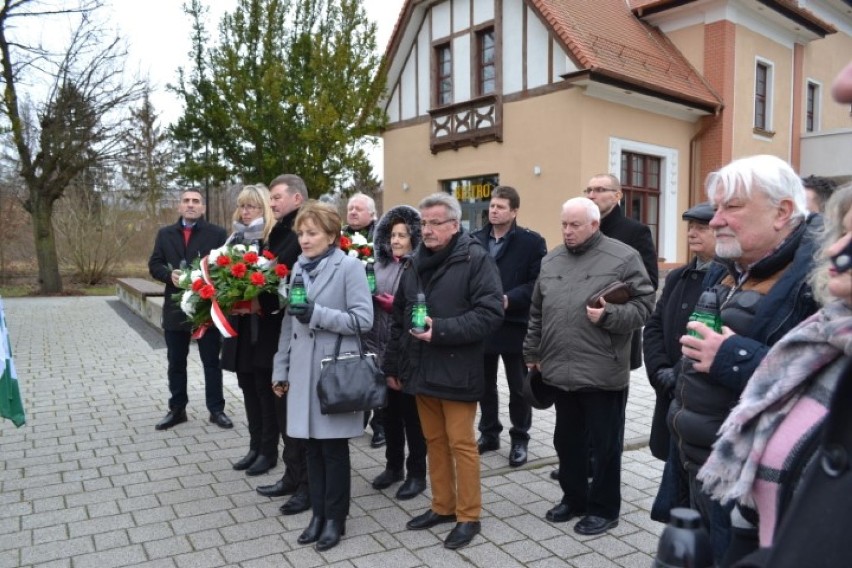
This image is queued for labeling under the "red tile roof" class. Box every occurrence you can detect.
[629,0,836,36]
[529,0,722,111]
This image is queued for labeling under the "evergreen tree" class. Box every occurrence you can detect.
[170,0,386,195]
[120,89,174,215]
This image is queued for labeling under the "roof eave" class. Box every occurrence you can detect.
[561,69,722,114]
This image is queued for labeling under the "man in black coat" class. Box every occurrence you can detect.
[642,202,715,522]
[252,174,312,517]
[384,193,503,550]
[473,185,546,467]
[148,189,229,431]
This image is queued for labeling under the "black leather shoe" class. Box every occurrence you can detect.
[370,428,386,448]
[155,409,187,431]
[297,516,324,545]
[395,477,426,500]
[406,509,457,530]
[372,468,403,490]
[256,478,297,497]
[509,442,528,467]
[550,467,560,480]
[245,454,276,476]
[574,515,618,535]
[443,521,481,550]
[233,449,258,471]
[316,519,346,551]
[477,436,500,454]
[280,491,311,515]
[545,503,584,523]
[209,411,233,429]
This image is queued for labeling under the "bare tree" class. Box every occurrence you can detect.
[0,0,145,293]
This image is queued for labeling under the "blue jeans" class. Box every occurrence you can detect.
[164,329,224,413]
[688,469,733,565]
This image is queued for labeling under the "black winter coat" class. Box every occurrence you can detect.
[382,231,504,402]
[600,204,659,369]
[220,211,300,371]
[148,217,228,331]
[642,257,714,459]
[670,221,820,471]
[472,222,546,354]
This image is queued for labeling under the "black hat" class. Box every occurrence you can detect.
[682,202,714,223]
[522,368,558,410]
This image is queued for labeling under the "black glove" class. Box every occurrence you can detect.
[288,300,314,324]
[651,367,677,394]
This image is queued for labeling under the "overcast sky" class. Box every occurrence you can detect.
[106,0,405,178]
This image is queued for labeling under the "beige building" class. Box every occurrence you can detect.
[379,0,851,263]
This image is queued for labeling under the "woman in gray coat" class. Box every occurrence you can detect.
[271,201,373,552]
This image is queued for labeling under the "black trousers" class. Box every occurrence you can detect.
[479,352,531,442]
[384,389,427,478]
[273,393,308,491]
[164,329,224,413]
[554,388,625,519]
[236,368,278,458]
[305,438,350,521]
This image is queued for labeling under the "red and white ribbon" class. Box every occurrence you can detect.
[195,255,238,339]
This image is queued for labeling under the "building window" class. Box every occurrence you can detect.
[620,152,661,253]
[441,174,499,232]
[754,60,773,133]
[806,81,819,133]
[476,27,495,96]
[435,43,453,106]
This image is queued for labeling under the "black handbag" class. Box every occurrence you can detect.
[317,312,387,415]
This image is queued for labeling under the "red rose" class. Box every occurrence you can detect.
[339,235,351,250]
[243,251,259,264]
[262,250,275,260]
[216,255,231,266]
[199,284,215,300]
[275,264,289,278]
[230,263,247,278]
[191,278,204,292]
[360,246,371,256]
[250,272,266,286]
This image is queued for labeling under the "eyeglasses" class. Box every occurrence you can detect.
[420,219,456,229]
[583,186,618,195]
[238,204,261,211]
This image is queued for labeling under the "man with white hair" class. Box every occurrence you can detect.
[670,154,820,563]
[344,192,378,240]
[524,197,654,536]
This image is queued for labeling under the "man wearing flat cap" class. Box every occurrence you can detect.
[642,202,716,523]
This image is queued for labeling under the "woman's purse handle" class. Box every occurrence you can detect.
[331,311,366,361]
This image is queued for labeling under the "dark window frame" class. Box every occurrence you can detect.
[475,26,496,96]
[620,151,661,255]
[755,61,769,131]
[806,81,818,133]
[434,42,453,107]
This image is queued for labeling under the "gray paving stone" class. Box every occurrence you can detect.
[20,505,87,530]
[71,544,148,568]
[93,529,132,550]
[31,495,67,513]
[128,521,177,544]
[143,535,193,559]
[19,536,95,564]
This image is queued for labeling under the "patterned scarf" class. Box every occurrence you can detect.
[230,217,266,244]
[697,301,852,507]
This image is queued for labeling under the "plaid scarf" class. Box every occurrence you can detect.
[697,301,852,507]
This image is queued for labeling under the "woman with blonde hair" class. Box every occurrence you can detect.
[222,184,279,476]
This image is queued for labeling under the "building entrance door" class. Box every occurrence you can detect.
[441,174,499,233]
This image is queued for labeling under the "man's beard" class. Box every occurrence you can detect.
[715,238,742,259]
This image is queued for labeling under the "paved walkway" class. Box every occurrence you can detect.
[0,296,664,567]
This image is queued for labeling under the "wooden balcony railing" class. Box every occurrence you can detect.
[429,94,502,153]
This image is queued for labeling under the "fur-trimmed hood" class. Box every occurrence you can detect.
[374,204,422,263]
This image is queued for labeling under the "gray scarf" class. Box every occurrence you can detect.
[697,301,852,506]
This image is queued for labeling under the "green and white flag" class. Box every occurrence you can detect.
[0,298,24,427]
